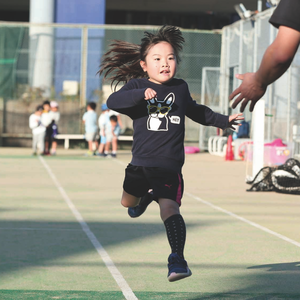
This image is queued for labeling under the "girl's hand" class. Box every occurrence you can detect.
[228,113,244,130]
[144,88,157,100]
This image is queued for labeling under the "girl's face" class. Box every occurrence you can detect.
[140,42,177,85]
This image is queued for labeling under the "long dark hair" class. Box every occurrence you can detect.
[98,25,185,90]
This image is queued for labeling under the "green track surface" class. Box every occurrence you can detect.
[2,290,300,300]
[1,148,300,300]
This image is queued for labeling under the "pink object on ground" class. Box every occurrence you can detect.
[264,138,287,147]
[184,146,200,154]
[264,139,290,165]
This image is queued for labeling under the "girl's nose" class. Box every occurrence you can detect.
[162,60,169,67]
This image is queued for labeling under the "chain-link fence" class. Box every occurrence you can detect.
[0,22,222,146]
[219,8,300,157]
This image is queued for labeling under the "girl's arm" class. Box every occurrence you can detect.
[107,80,147,113]
[185,83,229,130]
[182,81,228,129]
[186,101,229,129]
[186,101,244,130]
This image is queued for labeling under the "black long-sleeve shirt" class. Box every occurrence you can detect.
[107,78,229,172]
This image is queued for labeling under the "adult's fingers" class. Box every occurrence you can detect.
[249,99,259,112]
[240,98,251,112]
[235,73,244,80]
[232,94,246,110]
[229,87,241,101]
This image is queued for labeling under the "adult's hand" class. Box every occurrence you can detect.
[229,72,267,112]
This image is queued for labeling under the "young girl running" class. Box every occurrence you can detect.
[99,25,243,282]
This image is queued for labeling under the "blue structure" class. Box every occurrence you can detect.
[55,0,106,24]
[54,0,106,102]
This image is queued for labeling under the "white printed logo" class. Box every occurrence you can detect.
[147,93,175,131]
[169,116,180,124]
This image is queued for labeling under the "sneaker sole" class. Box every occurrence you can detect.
[168,268,192,282]
[128,207,144,218]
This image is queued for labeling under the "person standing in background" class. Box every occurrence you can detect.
[29,105,46,155]
[49,101,60,155]
[97,103,110,157]
[41,100,52,155]
[82,102,98,156]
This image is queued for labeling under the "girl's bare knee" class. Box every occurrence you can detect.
[121,198,130,207]
[121,190,140,208]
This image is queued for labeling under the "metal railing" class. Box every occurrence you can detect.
[0,22,222,144]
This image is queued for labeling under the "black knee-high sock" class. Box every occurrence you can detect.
[164,214,186,259]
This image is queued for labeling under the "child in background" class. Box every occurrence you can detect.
[41,100,52,155]
[49,101,60,155]
[82,102,98,156]
[97,103,110,157]
[29,105,46,155]
[108,112,122,157]
[106,115,121,158]
[109,110,123,153]
[99,25,243,282]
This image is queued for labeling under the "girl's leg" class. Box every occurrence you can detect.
[159,198,191,282]
[159,198,180,221]
[121,190,140,208]
[159,198,186,259]
[127,190,153,218]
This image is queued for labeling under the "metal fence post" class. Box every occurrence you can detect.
[0,98,3,146]
[80,26,88,134]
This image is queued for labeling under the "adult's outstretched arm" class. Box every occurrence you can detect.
[230,26,300,112]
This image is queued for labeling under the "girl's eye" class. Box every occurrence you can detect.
[169,56,174,60]
[155,58,160,61]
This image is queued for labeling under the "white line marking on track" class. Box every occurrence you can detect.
[185,192,300,248]
[107,158,300,249]
[0,227,82,232]
[39,156,138,300]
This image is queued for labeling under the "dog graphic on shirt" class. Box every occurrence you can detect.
[147,93,175,131]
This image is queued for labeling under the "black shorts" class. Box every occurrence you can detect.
[123,164,184,206]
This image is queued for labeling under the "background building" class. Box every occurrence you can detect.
[0,0,264,29]
[0,0,276,147]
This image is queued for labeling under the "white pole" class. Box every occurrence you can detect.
[287,68,292,142]
[252,99,265,179]
[80,26,88,109]
[257,0,262,12]
[238,22,243,75]
[29,0,54,97]
[224,28,230,116]
[199,68,206,150]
